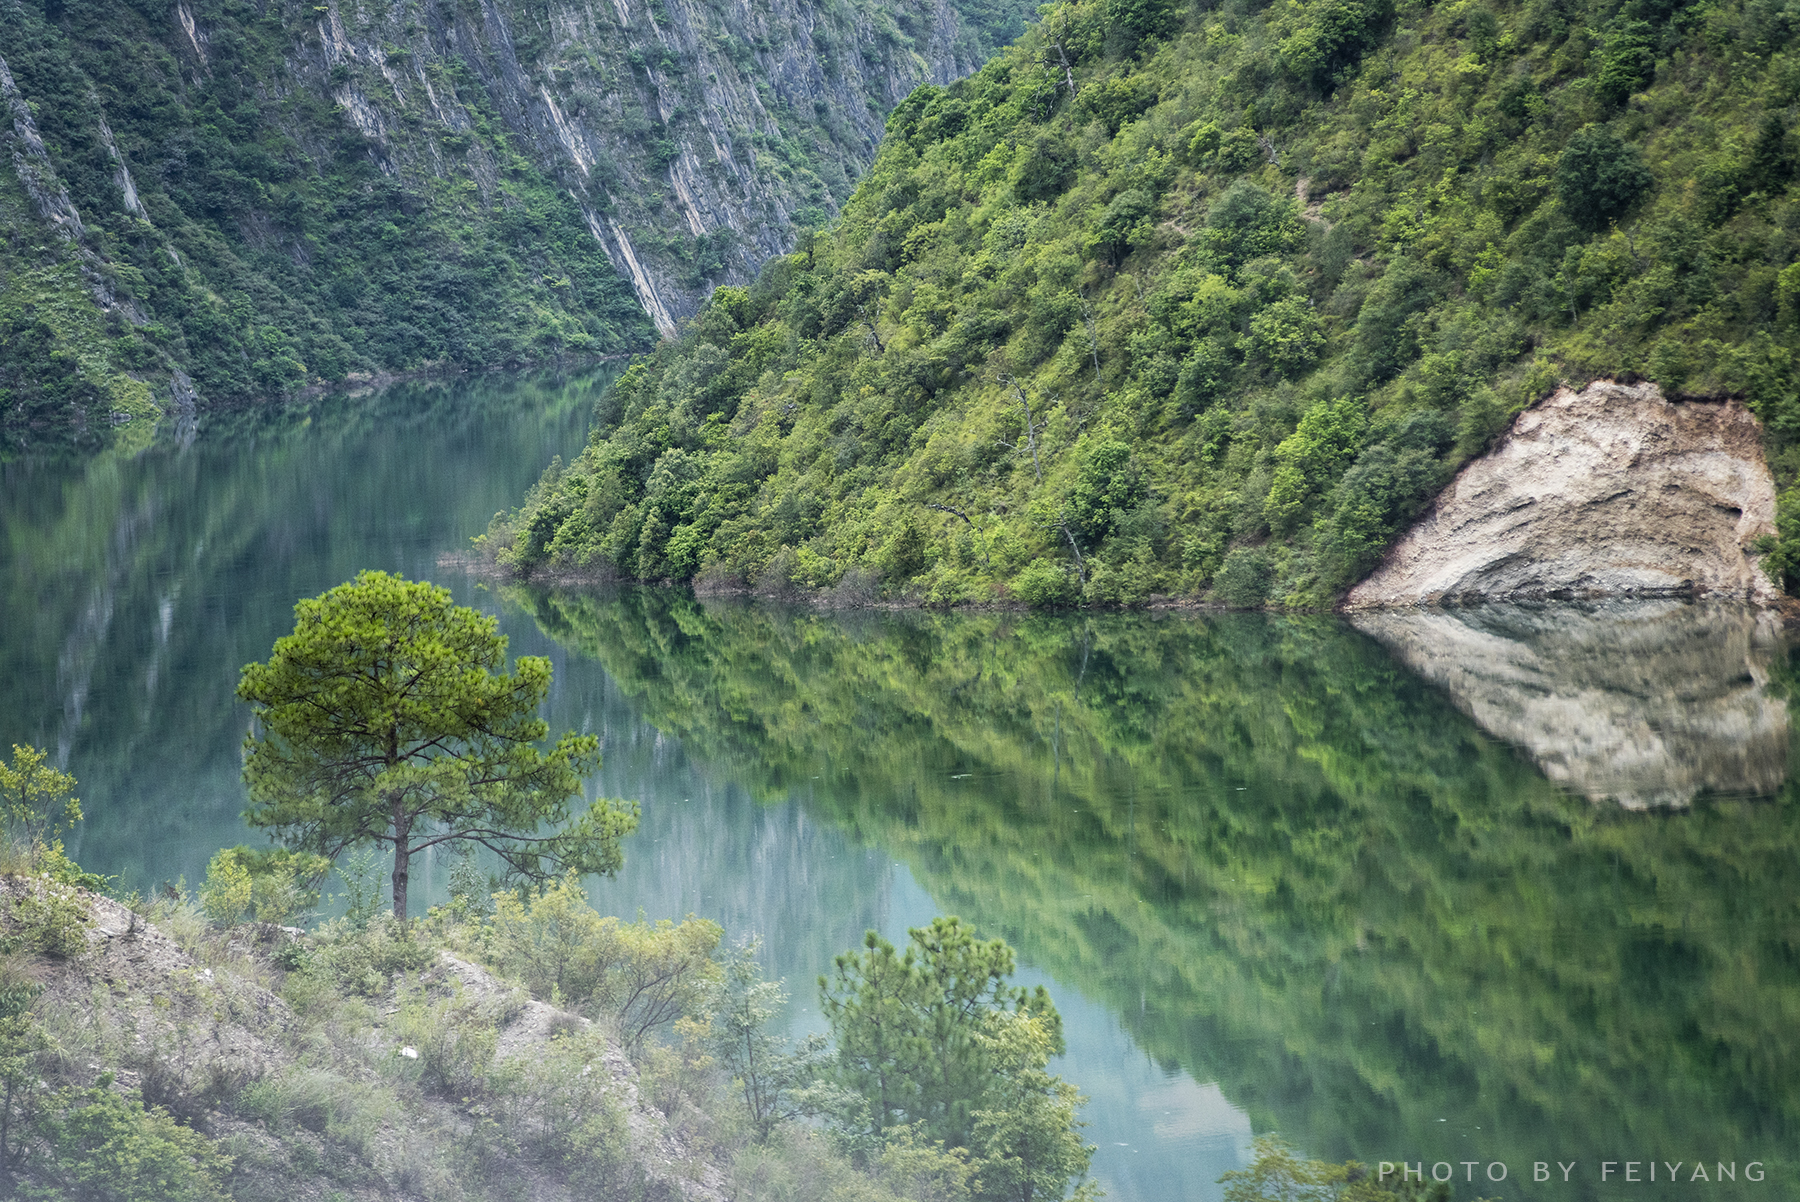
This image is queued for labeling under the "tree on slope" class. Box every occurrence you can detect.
[822,917,1097,1201]
[237,570,637,920]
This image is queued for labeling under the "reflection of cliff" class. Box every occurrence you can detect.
[1350,601,1788,808]
[0,370,614,888]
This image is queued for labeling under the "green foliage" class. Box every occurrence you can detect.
[0,959,50,1173]
[488,875,722,1049]
[196,850,251,928]
[387,984,500,1099]
[488,1030,629,1172]
[26,1086,233,1202]
[1214,546,1276,607]
[237,571,636,920]
[1556,126,1655,232]
[7,881,91,961]
[492,0,1800,603]
[820,918,1093,1201]
[967,1012,1099,1202]
[707,938,833,1143]
[822,918,1057,1144]
[1220,1135,1468,1201]
[0,746,82,862]
[292,916,434,998]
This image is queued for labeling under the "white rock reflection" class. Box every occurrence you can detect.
[1350,601,1788,808]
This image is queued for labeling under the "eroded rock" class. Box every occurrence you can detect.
[1346,380,1780,608]
[1350,600,1788,808]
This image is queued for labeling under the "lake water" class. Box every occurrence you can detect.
[2,371,1796,1202]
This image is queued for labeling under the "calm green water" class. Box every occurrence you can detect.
[2,374,1797,1202]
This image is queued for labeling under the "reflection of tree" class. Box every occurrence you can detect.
[508,585,1800,1196]
[0,368,614,888]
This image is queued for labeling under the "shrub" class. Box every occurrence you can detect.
[10,878,92,959]
[489,877,722,1049]
[1556,127,1654,232]
[388,985,499,1099]
[198,850,253,927]
[488,1030,628,1170]
[1214,548,1276,607]
[30,1086,233,1202]
[0,744,82,864]
[1012,559,1080,607]
[302,916,435,997]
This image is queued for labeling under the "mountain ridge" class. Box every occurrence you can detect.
[486,0,1800,605]
[0,0,1026,452]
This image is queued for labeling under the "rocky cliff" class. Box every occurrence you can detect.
[305,0,998,334]
[0,0,1020,448]
[1349,600,1788,808]
[1345,381,1781,608]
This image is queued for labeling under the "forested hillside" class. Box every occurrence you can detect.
[490,0,1800,606]
[0,0,1025,453]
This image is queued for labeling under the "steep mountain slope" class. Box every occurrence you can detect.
[0,0,1025,452]
[490,0,1800,605]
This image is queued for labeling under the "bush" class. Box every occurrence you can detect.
[10,878,92,959]
[301,916,435,997]
[489,1030,628,1171]
[198,850,252,927]
[1557,127,1654,232]
[1012,559,1081,607]
[30,1086,233,1202]
[388,985,500,1099]
[489,877,722,1049]
[0,744,82,864]
[1214,548,1275,607]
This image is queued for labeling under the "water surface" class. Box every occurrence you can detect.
[2,375,1795,1202]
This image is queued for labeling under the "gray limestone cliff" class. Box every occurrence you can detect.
[296,0,995,333]
[1350,601,1788,808]
[1346,380,1781,608]
[0,0,1023,447]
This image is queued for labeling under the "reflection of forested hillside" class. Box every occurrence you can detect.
[0,370,611,885]
[510,586,1800,1199]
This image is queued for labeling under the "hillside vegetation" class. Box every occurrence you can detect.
[0,0,1029,454]
[490,0,1800,605]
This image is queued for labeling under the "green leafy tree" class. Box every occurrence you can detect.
[822,919,1094,1202]
[237,571,638,921]
[707,936,833,1143]
[821,917,1062,1148]
[28,1086,233,1202]
[0,745,82,861]
[1556,127,1655,232]
[969,1012,1099,1202]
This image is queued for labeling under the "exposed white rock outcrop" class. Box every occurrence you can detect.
[1350,600,1787,808]
[1346,380,1780,608]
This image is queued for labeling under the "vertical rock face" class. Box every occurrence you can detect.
[1351,601,1788,808]
[1,0,1019,439]
[1345,381,1780,607]
[308,0,994,332]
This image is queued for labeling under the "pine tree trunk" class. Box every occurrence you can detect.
[391,807,412,922]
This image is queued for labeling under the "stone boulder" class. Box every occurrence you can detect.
[1345,380,1780,608]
